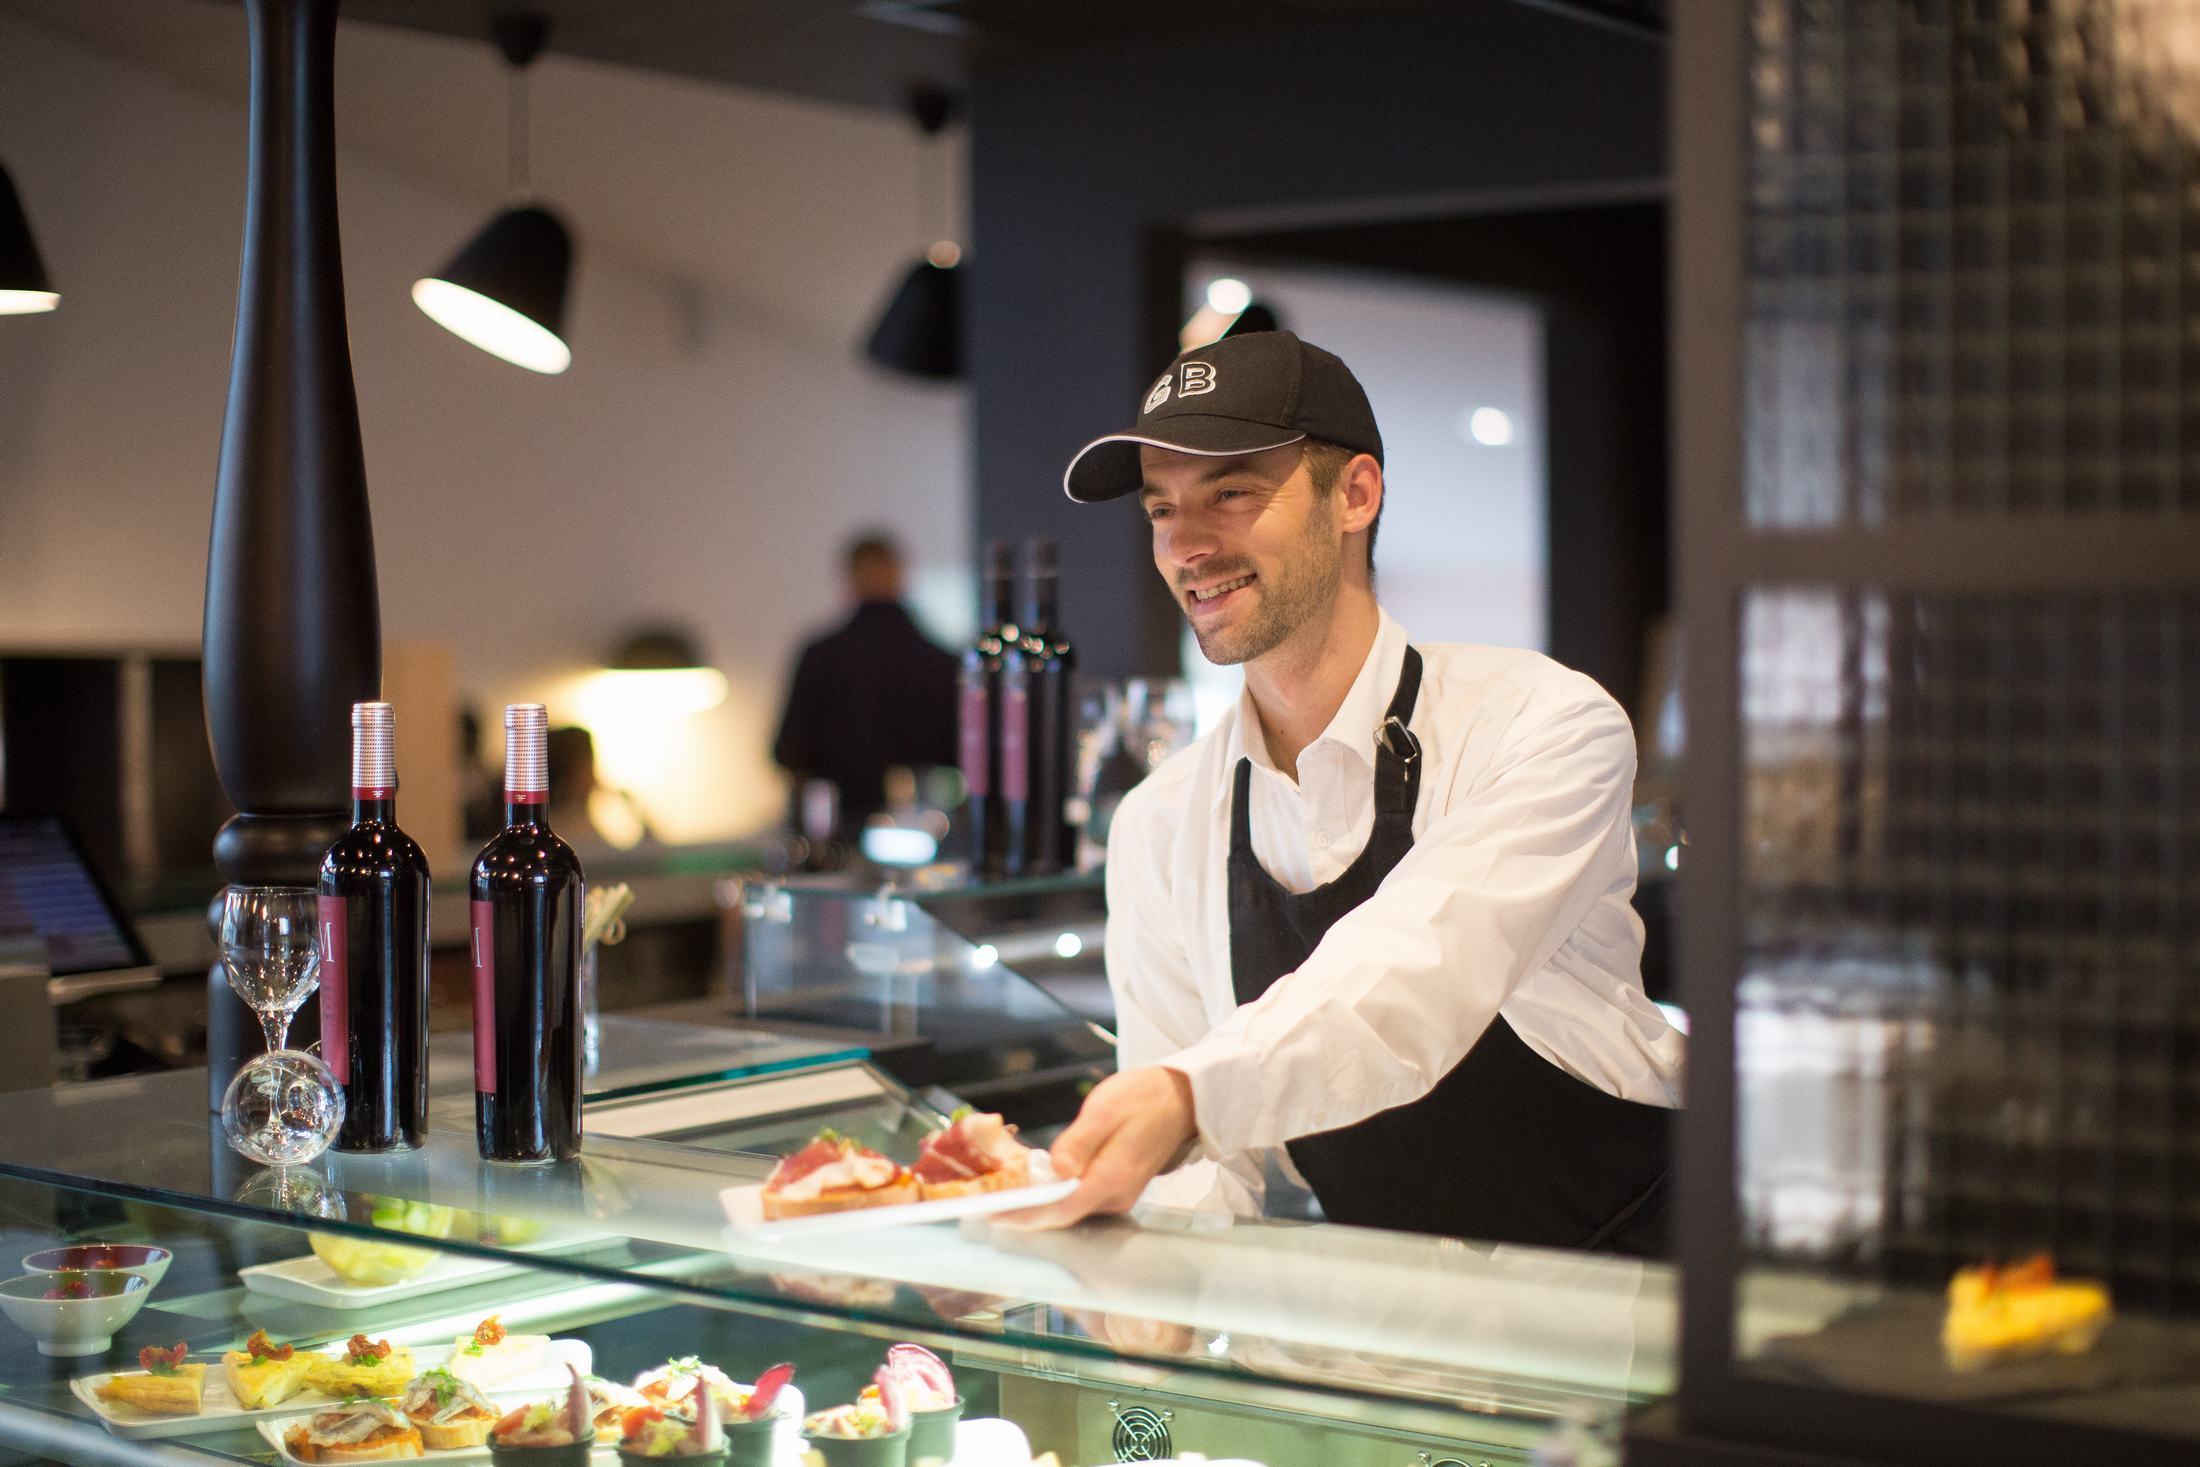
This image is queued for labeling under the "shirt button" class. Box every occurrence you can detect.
[1313,829,1332,845]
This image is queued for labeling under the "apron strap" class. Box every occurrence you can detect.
[1374,646,1425,818]
[1232,645,1425,836]
[1230,756,1255,854]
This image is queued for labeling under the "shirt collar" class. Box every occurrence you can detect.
[1215,609,1409,808]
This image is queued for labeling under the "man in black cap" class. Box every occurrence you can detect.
[1007,332,1682,1251]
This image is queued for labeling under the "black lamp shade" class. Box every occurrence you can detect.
[865,257,961,379]
[608,626,706,670]
[0,162,57,312]
[413,204,573,373]
[1224,301,1281,338]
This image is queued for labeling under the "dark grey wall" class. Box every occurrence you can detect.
[968,2,1667,676]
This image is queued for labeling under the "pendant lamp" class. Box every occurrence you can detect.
[0,161,58,315]
[413,13,573,373]
[1179,278,1283,352]
[864,87,963,380]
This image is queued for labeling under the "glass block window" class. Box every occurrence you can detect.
[1747,0,2200,526]
[1739,587,2200,1310]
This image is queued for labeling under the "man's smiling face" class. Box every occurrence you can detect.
[1139,441,1344,667]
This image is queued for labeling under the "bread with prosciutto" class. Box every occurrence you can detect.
[760,1131,918,1219]
[913,1109,1034,1200]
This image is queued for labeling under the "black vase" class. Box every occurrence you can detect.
[202,0,381,1094]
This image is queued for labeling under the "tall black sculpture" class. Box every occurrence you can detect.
[203,0,380,1095]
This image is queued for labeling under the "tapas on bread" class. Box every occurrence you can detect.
[224,1330,314,1410]
[447,1315,550,1389]
[94,1343,205,1415]
[281,1400,424,1462]
[87,1332,596,1445]
[400,1367,502,1450]
[760,1131,917,1220]
[912,1109,1035,1199]
[305,1335,415,1399]
[728,1113,1068,1236]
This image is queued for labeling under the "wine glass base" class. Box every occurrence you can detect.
[221,1049,345,1167]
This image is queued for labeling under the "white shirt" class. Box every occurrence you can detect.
[1104,610,1685,1215]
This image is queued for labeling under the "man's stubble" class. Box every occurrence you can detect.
[1187,492,1344,667]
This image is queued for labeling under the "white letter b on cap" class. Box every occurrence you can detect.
[1179,362,1217,397]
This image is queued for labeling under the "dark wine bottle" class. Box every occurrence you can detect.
[1017,538,1078,874]
[317,702,431,1152]
[961,542,1017,880]
[470,703,585,1164]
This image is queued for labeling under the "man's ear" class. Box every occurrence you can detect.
[1338,454,1383,538]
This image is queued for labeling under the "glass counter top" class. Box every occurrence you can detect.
[0,1063,1677,1438]
[424,1015,870,1105]
[740,884,1113,1105]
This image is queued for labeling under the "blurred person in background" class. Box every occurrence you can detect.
[458,704,503,842]
[773,532,958,842]
[546,725,654,860]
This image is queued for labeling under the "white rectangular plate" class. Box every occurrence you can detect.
[254,1393,812,1466]
[720,1155,1075,1243]
[69,1337,591,1441]
[255,1411,1016,1467]
[239,1235,605,1310]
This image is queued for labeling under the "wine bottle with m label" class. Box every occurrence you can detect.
[1017,537,1077,874]
[960,542,1017,880]
[317,702,430,1152]
[470,703,585,1164]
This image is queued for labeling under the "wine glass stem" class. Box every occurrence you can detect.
[260,1012,287,1055]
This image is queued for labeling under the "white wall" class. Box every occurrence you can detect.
[0,11,970,844]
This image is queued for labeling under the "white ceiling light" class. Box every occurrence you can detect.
[1459,406,1515,447]
[1204,277,1252,314]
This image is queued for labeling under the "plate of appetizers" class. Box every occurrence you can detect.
[256,1355,809,1464]
[69,1319,591,1440]
[721,1112,1073,1242]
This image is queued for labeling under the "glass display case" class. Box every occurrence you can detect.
[736,881,1113,1130]
[0,1014,1678,1466]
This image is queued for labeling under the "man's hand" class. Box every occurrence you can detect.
[998,1066,1197,1230]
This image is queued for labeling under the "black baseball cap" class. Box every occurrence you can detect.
[1062,331,1384,503]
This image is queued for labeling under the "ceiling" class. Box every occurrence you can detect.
[0,0,1664,347]
[0,0,1664,113]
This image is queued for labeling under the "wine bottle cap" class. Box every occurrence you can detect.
[504,703,549,799]
[351,701,397,794]
[1025,537,1059,577]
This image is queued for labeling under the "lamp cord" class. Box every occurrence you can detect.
[914,134,931,244]
[507,64,530,197]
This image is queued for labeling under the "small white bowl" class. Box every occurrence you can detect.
[0,1271,155,1356]
[21,1242,172,1292]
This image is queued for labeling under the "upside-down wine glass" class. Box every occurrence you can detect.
[217,887,343,1165]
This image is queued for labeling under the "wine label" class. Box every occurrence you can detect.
[317,895,349,1085]
[470,899,496,1092]
[1001,679,1031,803]
[959,674,990,797]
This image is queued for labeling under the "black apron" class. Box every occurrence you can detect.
[1226,646,1673,1255]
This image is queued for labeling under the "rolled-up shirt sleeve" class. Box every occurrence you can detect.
[1162,682,1639,1154]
